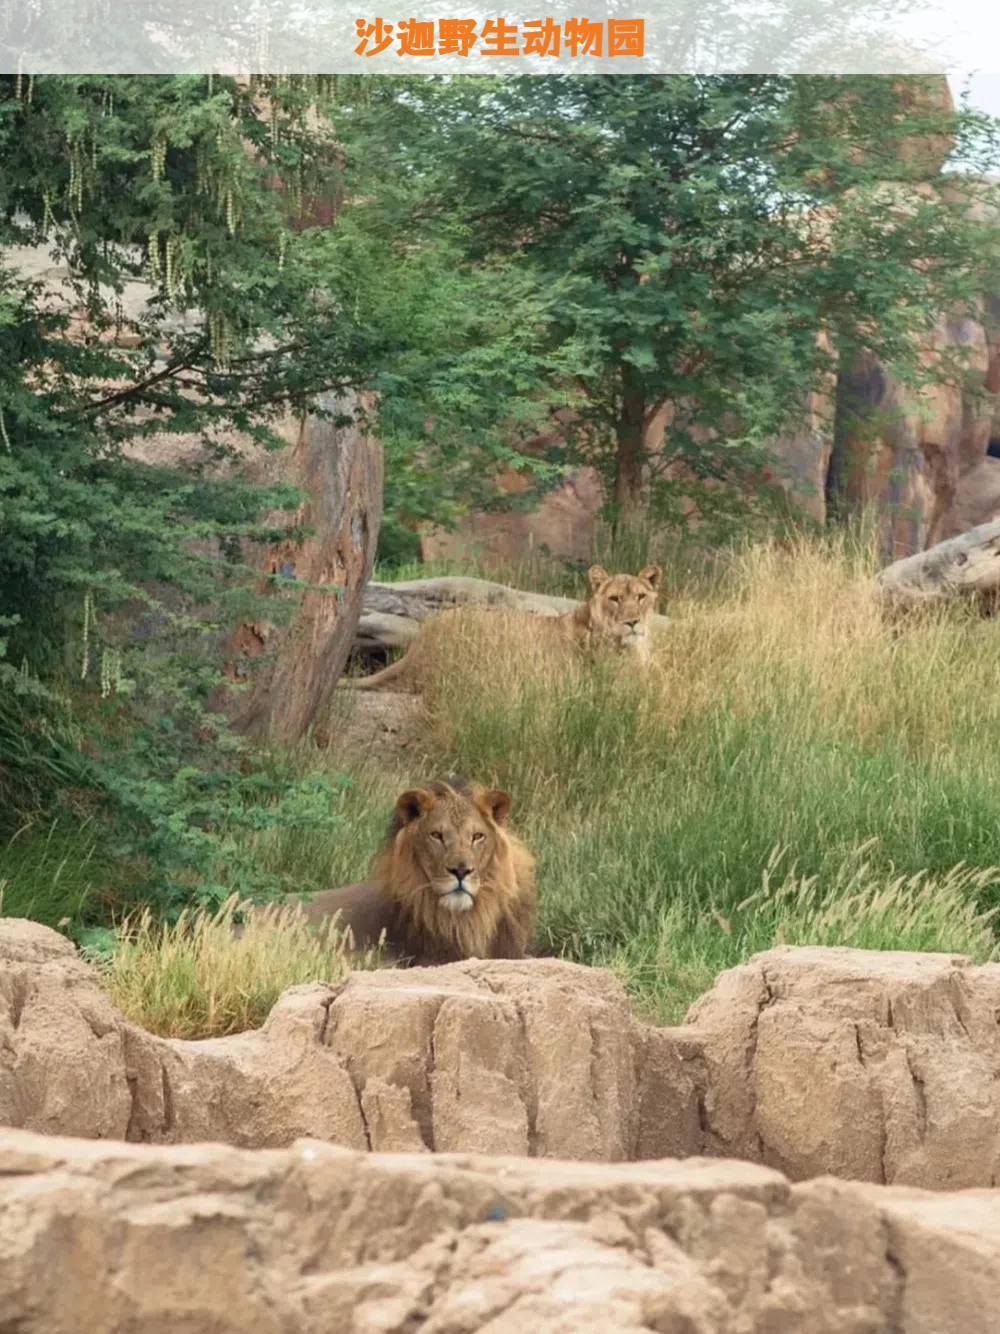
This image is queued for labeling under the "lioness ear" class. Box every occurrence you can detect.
[588,564,611,593]
[638,564,662,591]
[479,788,512,826]
[394,788,435,825]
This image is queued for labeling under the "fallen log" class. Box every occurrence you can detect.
[876,518,1000,609]
[354,575,670,653]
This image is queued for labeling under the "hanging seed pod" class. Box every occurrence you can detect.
[0,403,11,452]
[100,648,124,699]
[73,143,84,210]
[164,236,174,297]
[81,591,93,681]
[151,137,167,182]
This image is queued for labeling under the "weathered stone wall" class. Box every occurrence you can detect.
[3,1126,1000,1333]
[6,919,1000,1191]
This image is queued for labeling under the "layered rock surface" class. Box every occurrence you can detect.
[4,920,1000,1189]
[0,920,638,1158]
[3,1128,1000,1332]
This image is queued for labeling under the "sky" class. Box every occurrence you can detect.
[950,71,1000,117]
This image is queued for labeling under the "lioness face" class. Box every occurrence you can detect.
[393,784,512,915]
[586,565,662,654]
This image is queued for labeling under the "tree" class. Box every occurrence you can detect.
[339,75,999,527]
[0,75,369,909]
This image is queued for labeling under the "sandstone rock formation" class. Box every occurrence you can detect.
[829,296,1000,560]
[670,945,1000,1189]
[421,464,604,569]
[6,920,1000,1190]
[4,1127,1000,1333]
[0,921,639,1158]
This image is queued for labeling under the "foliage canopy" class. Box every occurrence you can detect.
[0,74,364,910]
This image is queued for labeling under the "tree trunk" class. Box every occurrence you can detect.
[224,394,383,741]
[613,367,647,523]
[875,518,1000,609]
[353,576,671,655]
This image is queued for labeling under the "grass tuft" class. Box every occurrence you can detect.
[96,895,384,1039]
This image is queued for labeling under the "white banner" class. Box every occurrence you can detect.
[0,0,993,75]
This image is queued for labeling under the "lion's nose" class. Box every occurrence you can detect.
[624,618,639,629]
[448,863,472,881]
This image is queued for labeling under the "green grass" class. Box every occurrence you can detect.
[0,818,113,927]
[266,527,1000,1022]
[10,524,1000,1031]
[96,895,383,1038]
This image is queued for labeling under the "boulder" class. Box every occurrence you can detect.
[0,919,133,1139]
[677,945,1000,1188]
[4,1127,1000,1332]
[0,921,642,1160]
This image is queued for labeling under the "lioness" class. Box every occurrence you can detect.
[254,778,536,966]
[349,563,663,691]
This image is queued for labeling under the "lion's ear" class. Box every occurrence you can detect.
[638,564,662,591]
[479,788,512,826]
[587,564,611,593]
[394,788,435,825]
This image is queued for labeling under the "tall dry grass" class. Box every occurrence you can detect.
[98,895,383,1038]
[395,531,1000,1016]
[239,527,1000,1023]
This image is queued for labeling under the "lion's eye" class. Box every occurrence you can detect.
[472,831,486,843]
[638,594,646,603]
[609,595,621,604]
[430,830,445,843]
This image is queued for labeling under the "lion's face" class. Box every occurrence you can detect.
[391,782,512,916]
[585,565,662,653]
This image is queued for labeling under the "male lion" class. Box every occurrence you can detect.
[254,778,536,966]
[349,563,662,691]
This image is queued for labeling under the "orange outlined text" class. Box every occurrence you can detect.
[354,17,646,58]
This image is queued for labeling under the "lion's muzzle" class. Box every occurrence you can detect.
[439,869,477,912]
